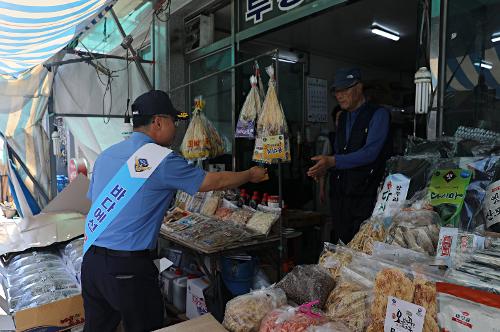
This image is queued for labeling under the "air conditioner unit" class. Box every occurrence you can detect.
[185,14,214,53]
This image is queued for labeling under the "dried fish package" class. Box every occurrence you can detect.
[9,260,66,277]
[200,192,221,217]
[13,278,78,301]
[7,253,61,271]
[385,209,441,255]
[348,217,386,254]
[318,243,356,280]
[7,269,68,288]
[325,267,372,332]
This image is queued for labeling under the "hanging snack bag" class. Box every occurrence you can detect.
[236,76,261,139]
[253,66,291,164]
[181,96,225,160]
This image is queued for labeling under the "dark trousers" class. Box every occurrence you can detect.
[331,194,376,244]
[81,247,164,332]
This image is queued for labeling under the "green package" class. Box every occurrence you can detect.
[429,169,471,227]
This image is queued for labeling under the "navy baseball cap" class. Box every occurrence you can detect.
[330,67,362,91]
[132,90,185,119]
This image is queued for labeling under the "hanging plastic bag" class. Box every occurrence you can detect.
[236,75,261,139]
[181,96,225,160]
[253,66,291,164]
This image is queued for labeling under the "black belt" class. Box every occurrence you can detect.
[90,245,154,258]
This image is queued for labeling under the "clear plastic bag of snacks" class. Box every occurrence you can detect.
[223,287,287,332]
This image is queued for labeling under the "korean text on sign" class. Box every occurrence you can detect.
[246,0,305,24]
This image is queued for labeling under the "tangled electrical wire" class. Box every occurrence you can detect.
[154,0,171,23]
[74,0,166,124]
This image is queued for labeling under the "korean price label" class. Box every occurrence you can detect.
[384,296,426,332]
[435,227,459,266]
[263,135,285,159]
[373,174,410,217]
[484,179,500,229]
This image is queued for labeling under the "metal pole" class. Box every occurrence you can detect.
[168,49,279,94]
[152,14,156,90]
[274,51,286,278]
[48,87,58,200]
[437,0,448,137]
[110,8,154,91]
[231,0,237,171]
[2,135,50,204]
[52,113,127,119]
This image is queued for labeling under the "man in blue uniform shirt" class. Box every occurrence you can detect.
[308,68,392,243]
[82,90,267,332]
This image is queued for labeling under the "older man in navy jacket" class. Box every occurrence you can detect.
[308,68,392,243]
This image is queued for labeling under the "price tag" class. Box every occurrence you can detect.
[484,179,500,229]
[384,296,426,332]
[373,174,410,217]
[434,227,459,267]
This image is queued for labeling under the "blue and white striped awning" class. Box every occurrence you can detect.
[0,0,115,76]
[447,44,500,94]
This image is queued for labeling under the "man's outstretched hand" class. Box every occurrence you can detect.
[307,155,335,178]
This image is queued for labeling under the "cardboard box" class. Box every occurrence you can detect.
[0,261,84,332]
[0,174,90,256]
[0,175,89,331]
[186,277,210,320]
[154,314,227,332]
[14,295,84,332]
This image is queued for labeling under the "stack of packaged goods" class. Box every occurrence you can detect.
[2,249,81,313]
[61,237,84,282]
[163,189,281,250]
[220,145,500,331]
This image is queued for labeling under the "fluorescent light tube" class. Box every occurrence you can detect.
[492,33,500,43]
[272,56,297,64]
[371,24,400,41]
[474,60,493,70]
